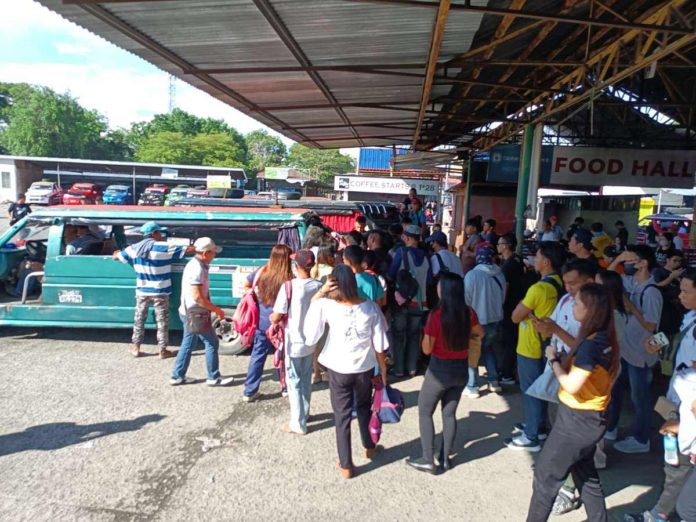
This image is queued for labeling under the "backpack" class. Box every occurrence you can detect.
[395,248,420,306]
[638,284,685,338]
[232,267,264,348]
[378,385,405,424]
[541,274,566,302]
[426,252,449,308]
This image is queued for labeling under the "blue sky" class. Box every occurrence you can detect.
[0,0,295,145]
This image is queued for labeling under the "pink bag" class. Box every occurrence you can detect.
[232,267,263,348]
[369,382,384,444]
[266,281,292,391]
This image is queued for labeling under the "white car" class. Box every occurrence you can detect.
[26,181,65,205]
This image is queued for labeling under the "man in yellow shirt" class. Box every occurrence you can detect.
[590,222,613,259]
[505,241,566,452]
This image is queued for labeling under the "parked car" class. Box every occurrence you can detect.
[185,186,209,199]
[163,185,191,206]
[255,191,288,201]
[0,205,308,355]
[243,190,257,197]
[62,183,103,205]
[25,181,64,206]
[138,185,169,206]
[102,185,134,205]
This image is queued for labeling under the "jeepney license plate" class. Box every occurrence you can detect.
[58,290,83,304]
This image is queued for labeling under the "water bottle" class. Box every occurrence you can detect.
[664,433,679,465]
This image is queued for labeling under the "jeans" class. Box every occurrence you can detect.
[518,354,548,441]
[391,307,423,375]
[244,329,274,397]
[418,357,467,463]
[607,358,653,444]
[172,313,220,381]
[527,404,607,522]
[468,321,501,388]
[498,316,518,380]
[327,368,375,469]
[286,353,314,434]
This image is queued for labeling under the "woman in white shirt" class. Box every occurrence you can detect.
[304,264,389,479]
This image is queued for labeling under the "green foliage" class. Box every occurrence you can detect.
[0,82,108,158]
[135,131,246,167]
[245,129,286,176]
[286,144,354,184]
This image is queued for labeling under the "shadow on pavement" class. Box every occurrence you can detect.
[0,414,166,457]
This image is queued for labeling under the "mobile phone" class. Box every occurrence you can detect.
[649,332,670,350]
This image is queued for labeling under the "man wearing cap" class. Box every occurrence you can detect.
[568,228,599,267]
[549,216,563,241]
[171,237,234,386]
[426,231,463,277]
[388,224,432,378]
[113,221,193,358]
[463,243,506,397]
[270,249,323,434]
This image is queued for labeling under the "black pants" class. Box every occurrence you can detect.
[498,316,518,380]
[527,403,607,522]
[677,463,696,522]
[418,356,468,463]
[656,451,694,517]
[327,368,375,469]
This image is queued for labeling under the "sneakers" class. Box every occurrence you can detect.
[488,381,503,393]
[242,391,261,403]
[504,432,541,452]
[614,436,650,454]
[500,376,516,386]
[552,489,581,515]
[604,427,618,441]
[206,376,235,387]
[169,376,194,386]
[512,422,548,441]
[462,386,480,398]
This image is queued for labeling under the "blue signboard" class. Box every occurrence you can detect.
[487,144,553,185]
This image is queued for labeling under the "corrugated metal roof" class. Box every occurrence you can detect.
[36,0,696,152]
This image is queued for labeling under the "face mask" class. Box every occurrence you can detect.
[659,239,669,247]
[592,231,601,238]
[623,262,637,276]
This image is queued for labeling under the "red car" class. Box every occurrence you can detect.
[63,183,103,205]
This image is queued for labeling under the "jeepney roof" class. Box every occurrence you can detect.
[29,205,310,222]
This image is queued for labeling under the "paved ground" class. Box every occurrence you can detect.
[0,208,667,521]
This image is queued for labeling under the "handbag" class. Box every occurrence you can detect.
[185,305,212,335]
[369,382,383,444]
[378,385,405,424]
[525,361,560,403]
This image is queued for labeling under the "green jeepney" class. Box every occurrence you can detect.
[0,205,307,354]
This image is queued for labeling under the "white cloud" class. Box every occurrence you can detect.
[54,43,90,56]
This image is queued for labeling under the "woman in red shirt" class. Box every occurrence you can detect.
[406,272,484,474]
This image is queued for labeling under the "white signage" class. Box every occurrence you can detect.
[161,168,178,179]
[334,176,440,196]
[550,147,696,188]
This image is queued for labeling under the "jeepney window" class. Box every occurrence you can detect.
[61,223,114,256]
[5,222,50,247]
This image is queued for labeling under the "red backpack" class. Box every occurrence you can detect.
[232,267,264,347]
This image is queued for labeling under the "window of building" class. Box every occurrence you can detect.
[1,172,10,189]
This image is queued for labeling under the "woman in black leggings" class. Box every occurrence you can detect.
[406,272,483,474]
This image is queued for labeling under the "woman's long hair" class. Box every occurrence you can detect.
[567,283,620,379]
[597,269,627,315]
[316,245,336,267]
[328,264,360,302]
[257,244,292,306]
[438,272,471,352]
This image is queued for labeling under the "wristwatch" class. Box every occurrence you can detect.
[549,357,562,366]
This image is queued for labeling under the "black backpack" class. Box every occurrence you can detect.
[639,284,685,338]
[426,253,449,308]
[396,248,420,306]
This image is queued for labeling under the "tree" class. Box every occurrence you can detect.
[135,131,247,167]
[134,131,194,164]
[245,129,286,176]
[286,144,354,184]
[189,133,247,167]
[0,83,108,158]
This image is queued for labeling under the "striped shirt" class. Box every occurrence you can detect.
[118,242,186,296]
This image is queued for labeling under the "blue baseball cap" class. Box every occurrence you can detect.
[140,221,166,236]
[475,243,496,265]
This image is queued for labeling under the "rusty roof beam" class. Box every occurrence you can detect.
[413,0,451,150]
[72,2,320,147]
[252,0,365,147]
[184,63,427,74]
[344,0,693,35]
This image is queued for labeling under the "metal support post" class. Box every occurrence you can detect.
[515,123,535,254]
[463,157,473,225]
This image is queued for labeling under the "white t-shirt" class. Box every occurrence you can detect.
[303,298,389,374]
[273,277,323,358]
[431,249,464,277]
[178,258,209,315]
[550,294,580,353]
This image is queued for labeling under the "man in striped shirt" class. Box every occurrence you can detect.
[113,221,194,358]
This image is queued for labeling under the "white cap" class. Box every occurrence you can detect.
[194,237,222,253]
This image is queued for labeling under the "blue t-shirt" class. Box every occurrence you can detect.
[355,272,383,302]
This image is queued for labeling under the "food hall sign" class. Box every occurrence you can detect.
[550,147,696,188]
[334,176,440,196]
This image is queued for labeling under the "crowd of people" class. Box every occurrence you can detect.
[113,191,696,520]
